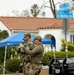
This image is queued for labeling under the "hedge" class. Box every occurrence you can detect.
[6,58,22,72]
[41,51,74,66]
[5,51,74,72]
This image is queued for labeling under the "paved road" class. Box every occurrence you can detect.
[0,70,49,75]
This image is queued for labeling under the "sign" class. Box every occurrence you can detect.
[59,3,70,11]
[56,3,73,18]
[56,10,73,18]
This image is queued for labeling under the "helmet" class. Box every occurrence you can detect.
[34,36,42,41]
[24,32,31,38]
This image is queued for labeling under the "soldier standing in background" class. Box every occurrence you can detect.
[18,32,34,75]
[20,35,44,75]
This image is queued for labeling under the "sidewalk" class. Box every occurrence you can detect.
[0,73,23,75]
[0,70,49,75]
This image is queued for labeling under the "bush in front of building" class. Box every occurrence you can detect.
[41,51,53,65]
[41,51,74,66]
[61,39,74,51]
[6,57,22,72]
[5,51,74,72]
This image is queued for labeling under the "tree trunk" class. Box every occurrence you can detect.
[49,0,56,18]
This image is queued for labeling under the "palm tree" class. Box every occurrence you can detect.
[30,4,40,17]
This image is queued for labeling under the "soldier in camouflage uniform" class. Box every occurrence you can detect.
[20,35,44,75]
[18,32,34,75]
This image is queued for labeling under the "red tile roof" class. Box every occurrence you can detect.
[0,17,74,30]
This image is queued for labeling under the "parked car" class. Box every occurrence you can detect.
[49,57,74,75]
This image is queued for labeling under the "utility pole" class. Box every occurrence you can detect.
[62,18,69,58]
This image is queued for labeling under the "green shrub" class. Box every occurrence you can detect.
[6,58,22,72]
[5,51,74,72]
[55,52,65,58]
[41,51,53,65]
[41,51,74,66]
[0,46,17,64]
[61,39,74,51]
[68,51,74,57]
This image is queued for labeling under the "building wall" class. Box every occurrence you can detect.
[11,30,39,36]
[0,21,74,51]
[39,29,66,51]
[67,30,74,44]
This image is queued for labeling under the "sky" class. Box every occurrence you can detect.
[0,0,65,18]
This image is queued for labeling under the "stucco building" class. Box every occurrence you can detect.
[0,17,74,51]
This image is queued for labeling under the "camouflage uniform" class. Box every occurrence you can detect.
[22,36,44,75]
[18,33,34,75]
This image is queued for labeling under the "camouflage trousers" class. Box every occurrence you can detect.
[23,62,42,75]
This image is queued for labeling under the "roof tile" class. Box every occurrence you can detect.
[0,17,74,30]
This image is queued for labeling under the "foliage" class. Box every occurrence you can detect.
[0,47,12,64]
[6,58,22,72]
[30,4,39,17]
[0,47,5,63]
[0,46,18,64]
[60,39,74,51]
[20,10,30,17]
[0,30,9,64]
[41,51,53,65]
[12,3,45,17]
[30,4,45,17]
[0,30,10,63]
[0,30,18,64]
[41,51,74,66]
[0,30,9,40]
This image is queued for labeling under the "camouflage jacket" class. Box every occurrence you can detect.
[22,43,44,64]
[21,39,34,62]
[21,39,34,53]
